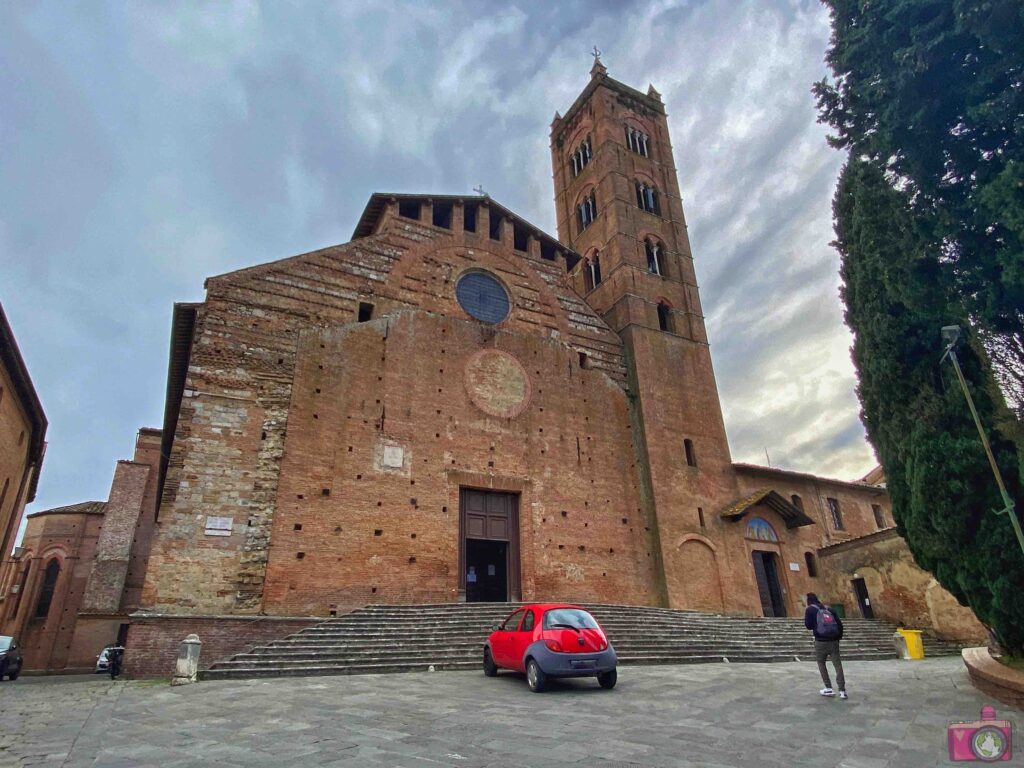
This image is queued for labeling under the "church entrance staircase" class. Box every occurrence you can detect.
[200,602,962,680]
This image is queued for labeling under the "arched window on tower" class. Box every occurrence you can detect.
[577,191,597,233]
[35,558,60,618]
[625,125,650,157]
[657,301,673,333]
[570,135,593,178]
[583,252,602,292]
[645,238,664,276]
[635,181,660,214]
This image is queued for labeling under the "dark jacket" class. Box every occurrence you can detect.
[804,603,844,641]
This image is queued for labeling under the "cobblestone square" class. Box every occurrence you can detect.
[1,658,1015,767]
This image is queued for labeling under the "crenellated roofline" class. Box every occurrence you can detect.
[351,192,582,272]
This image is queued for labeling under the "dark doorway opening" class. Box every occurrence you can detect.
[459,488,520,602]
[465,539,508,602]
[752,551,787,617]
[851,577,874,619]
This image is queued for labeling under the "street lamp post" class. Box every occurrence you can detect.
[940,325,1024,557]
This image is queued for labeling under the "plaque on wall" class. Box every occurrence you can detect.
[204,516,233,536]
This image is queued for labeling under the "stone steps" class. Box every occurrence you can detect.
[201,602,961,680]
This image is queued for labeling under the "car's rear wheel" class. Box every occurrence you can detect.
[597,669,617,690]
[526,658,546,693]
[483,647,497,677]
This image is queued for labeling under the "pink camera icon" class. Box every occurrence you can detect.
[947,705,1012,761]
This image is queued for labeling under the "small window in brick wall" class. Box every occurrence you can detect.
[489,208,502,241]
[684,439,697,468]
[463,203,478,233]
[358,302,374,322]
[872,504,886,529]
[432,201,453,229]
[398,200,421,220]
[804,552,818,577]
[827,497,844,530]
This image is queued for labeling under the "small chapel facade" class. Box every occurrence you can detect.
[107,62,983,671]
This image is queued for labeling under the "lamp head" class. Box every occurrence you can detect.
[941,325,961,347]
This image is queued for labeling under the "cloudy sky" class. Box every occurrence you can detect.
[1,0,875,522]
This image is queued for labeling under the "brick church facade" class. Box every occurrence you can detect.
[4,61,976,675]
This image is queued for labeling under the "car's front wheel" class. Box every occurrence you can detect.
[597,669,617,690]
[483,647,497,677]
[7,668,19,682]
[526,658,546,693]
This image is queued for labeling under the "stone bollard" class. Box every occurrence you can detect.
[171,634,202,685]
[893,630,909,659]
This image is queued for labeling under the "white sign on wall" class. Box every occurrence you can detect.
[204,516,233,536]
[383,445,405,468]
[789,562,800,572]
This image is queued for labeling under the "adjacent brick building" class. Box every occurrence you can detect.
[128,61,981,674]
[0,429,162,671]
[0,302,47,634]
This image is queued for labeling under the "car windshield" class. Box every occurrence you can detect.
[0,636,12,651]
[543,608,599,630]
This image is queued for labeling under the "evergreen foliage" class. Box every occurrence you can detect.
[815,0,1024,414]
[836,157,1024,654]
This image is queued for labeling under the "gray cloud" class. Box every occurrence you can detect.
[1,0,875,526]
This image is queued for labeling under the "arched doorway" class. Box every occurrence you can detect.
[746,518,786,617]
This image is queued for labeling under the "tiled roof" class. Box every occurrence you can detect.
[733,463,888,494]
[817,526,899,555]
[718,488,815,529]
[27,501,106,518]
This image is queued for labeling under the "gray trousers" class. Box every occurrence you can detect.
[815,639,845,691]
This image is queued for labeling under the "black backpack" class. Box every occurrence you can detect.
[815,606,841,639]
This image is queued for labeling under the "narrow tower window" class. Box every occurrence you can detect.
[583,252,602,292]
[657,301,673,333]
[358,302,374,322]
[645,238,663,276]
[791,494,803,511]
[872,504,886,529]
[35,558,60,618]
[432,201,453,229]
[684,438,697,468]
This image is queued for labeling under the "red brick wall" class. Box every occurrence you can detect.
[13,510,103,669]
[125,615,318,678]
[81,461,150,613]
[141,205,654,617]
[122,429,163,612]
[0,360,34,586]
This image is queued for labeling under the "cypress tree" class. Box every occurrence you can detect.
[816,0,1024,417]
[836,159,1024,654]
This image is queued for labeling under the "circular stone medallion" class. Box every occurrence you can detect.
[464,349,532,419]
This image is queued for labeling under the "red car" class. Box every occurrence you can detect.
[483,603,617,692]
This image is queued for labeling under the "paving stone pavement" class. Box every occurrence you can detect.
[0,658,1018,767]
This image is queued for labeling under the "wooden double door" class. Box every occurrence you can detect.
[459,489,520,603]
[752,550,787,617]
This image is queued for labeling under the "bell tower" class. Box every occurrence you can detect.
[550,57,735,609]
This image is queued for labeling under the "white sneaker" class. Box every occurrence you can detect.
[819,687,835,697]
[839,691,848,700]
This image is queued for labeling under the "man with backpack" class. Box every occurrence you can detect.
[804,593,846,699]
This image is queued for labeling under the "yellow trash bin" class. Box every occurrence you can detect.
[897,629,925,660]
